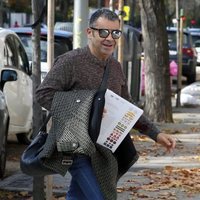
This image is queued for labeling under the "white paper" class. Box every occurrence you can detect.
[97,89,143,153]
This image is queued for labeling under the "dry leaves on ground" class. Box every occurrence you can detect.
[117,167,200,199]
[0,190,66,200]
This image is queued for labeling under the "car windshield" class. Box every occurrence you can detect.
[18,34,70,62]
[168,32,188,47]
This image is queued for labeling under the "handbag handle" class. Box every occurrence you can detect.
[39,112,51,132]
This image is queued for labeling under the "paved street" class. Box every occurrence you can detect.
[0,106,200,199]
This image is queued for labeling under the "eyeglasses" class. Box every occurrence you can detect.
[90,27,122,39]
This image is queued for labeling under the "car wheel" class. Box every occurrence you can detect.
[0,123,8,178]
[16,130,33,145]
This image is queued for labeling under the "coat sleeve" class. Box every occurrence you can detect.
[133,115,160,142]
[36,56,73,110]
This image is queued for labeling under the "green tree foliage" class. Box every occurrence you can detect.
[4,0,200,27]
[7,0,31,12]
[133,0,200,28]
[55,0,73,21]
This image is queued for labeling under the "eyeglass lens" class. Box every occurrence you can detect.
[99,29,121,39]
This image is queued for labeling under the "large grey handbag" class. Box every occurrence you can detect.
[20,64,110,176]
[20,113,75,176]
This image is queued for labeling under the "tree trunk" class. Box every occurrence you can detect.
[139,0,173,123]
[32,0,45,199]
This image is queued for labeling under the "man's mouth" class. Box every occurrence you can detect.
[103,43,113,47]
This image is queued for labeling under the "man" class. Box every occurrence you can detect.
[36,8,176,200]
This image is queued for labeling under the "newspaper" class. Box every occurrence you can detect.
[97,89,143,153]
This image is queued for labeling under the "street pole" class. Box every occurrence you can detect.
[45,0,55,199]
[47,0,55,71]
[109,0,114,11]
[73,0,88,49]
[176,0,181,107]
[32,0,45,198]
[118,0,124,66]
[177,11,184,107]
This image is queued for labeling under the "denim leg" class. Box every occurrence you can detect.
[66,175,86,200]
[66,156,104,200]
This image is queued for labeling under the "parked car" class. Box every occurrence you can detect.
[167,27,197,84]
[187,28,200,66]
[10,27,73,81]
[23,23,47,29]
[194,40,200,66]
[0,28,33,145]
[2,27,73,144]
[0,37,18,177]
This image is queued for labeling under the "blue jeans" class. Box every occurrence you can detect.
[66,155,104,200]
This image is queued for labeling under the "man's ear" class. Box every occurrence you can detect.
[87,27,93,39]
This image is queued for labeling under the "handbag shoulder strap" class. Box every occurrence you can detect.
[99,62,110,92]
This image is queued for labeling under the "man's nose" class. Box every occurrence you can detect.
[106,32,113,40]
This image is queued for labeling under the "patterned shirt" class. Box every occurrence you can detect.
[36,46,160,141]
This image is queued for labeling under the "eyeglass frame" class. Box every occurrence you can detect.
[90,27,122,39]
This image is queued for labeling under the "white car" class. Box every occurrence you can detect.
[0,27,73,144]
[194,40,200,65]
[0,28,33,144]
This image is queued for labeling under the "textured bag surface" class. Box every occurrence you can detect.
[20,89,100,176]
[51,90,97,156]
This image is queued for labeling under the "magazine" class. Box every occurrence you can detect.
[97,89,143,153]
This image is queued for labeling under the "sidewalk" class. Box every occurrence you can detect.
[117,106,200,199]
[0,106,200,199]
[117,132,200,199]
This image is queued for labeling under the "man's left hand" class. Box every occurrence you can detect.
[156,133,176,153]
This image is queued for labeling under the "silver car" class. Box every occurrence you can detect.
[0,65,17,177]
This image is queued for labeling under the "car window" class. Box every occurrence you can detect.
[18,35,32,61]
[4,36,18,67]
[194,40,200,47]
[192,35,200,44]
[168,32,188,46]
[54,38,71,58]
[18,34,71,62]
[14,37,30,75]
